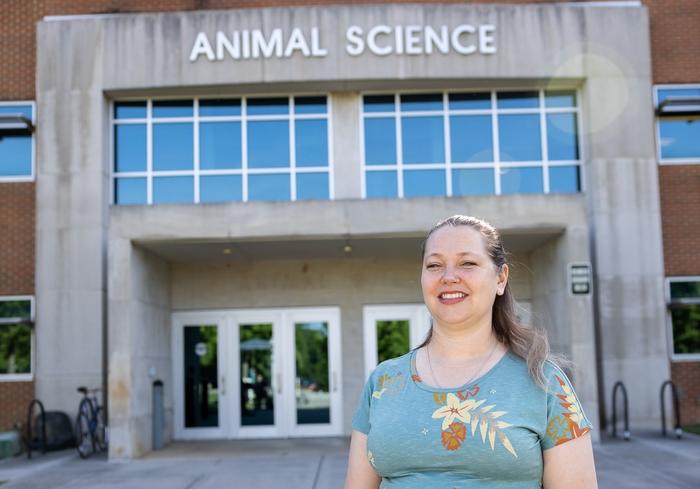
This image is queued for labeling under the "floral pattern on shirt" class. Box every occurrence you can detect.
[546,375,592,446]
[431,390,518,458]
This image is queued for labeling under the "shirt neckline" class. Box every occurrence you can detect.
[409,347,514,393]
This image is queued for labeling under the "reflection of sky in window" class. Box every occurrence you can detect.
[404,170,445,197]
[450,115,493,162]
[115,125,146,172]
[657,88,700,103]
[200,175,242,203]
[501,167,543,194]
[152,100,193,118]
[296,120,328,167]
[364,95,395,113]
[549,166,579,193]
[366,171,397,198]
[0,135,32,176]
[497,91,539,109]
[449,93,491,110]
[365,118,396,165]
[249,174,290,201]
[115,178,147,205]
[659,120,700,159]
[248,121,289,168]
[247,97,289,115]
[294,97,326,114]
[200,122,241,169]
[153,176,193,203]
[400,93,443,111]
[114,102,146,119]
[153,123,193,171]
[452,169,494,196]
[499,115,541,161]
[547,113,578,160]
[297,321,328,333]
[0,105,33,119]
[402,117,444,164]
[199,99,241,116]
[297,173,329,200]
[501,167,544,194]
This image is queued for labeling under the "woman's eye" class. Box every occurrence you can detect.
[426,263,441,270]
[460,262,476,267]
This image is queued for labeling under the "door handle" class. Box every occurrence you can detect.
[277,373,282,394]
[220,375,225,396]
[332,371,338,393]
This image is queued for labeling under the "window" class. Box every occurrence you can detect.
[655,85,700,163]
[112,96,332,205]
[0,296,34,380]
[362,90,580,198]
[666,278,700,358]
[0,102,35,180]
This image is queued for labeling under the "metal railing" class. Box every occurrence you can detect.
[611,381,630,440]
[660,380,683,439]
[26,399,47,459]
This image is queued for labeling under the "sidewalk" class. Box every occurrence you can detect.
[0,433,698,488]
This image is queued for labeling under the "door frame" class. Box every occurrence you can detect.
[172,307,343,440]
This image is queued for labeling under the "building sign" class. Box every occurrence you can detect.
[569,263,592,295]
[189,24,496,61]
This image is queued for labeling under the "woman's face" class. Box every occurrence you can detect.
[421,225,508,330]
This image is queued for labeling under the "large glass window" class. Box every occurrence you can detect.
[655,85,700,163]
[667,278,700,357]
[362,90,580,198]
[0,103,35,180]
[112,96,331,204]
[0,297,33,378]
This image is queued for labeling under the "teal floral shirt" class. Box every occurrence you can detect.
[352,350,592,488]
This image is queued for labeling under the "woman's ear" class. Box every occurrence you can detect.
[497,264,509,295]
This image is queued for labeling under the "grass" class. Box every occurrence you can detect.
[683,424,700,436]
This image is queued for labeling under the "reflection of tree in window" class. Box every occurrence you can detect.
[377,320,410,364]
[671,307,700,354]
[295,323,329,392]
[0,300,32,375]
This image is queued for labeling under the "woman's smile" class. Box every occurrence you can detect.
[438,291,468,304]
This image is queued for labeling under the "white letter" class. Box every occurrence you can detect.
[284,28,311,57]
[404,25,422,55]
[216,31,240,60]
[252,29,283,58]
[394,25,404,55]
[451,25,476,55]
[367,25,392,56]
[242,30,251,59]
[189,32,215,61]
[345,25,364,56]
[425,26,449,54]
[479,25,496,54]
[311,27,327,56]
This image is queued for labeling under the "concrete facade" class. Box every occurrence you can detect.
[33,3,665,458]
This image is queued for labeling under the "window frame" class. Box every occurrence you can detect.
[359,88,584,199]
[654,84,700,165]
[665,276,700,362]
[110,94,334,205]
[0,295,35,381]
[0,100,36,182]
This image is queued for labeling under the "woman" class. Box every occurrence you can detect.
[344,215,597,489]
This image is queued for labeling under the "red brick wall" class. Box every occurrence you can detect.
[645,0,700,427]
[671,363,700,429]
[0,381,34,432]
[0,184,35,295]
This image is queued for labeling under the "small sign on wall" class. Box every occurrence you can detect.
[569,263,592,295]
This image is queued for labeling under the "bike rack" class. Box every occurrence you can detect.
[611,381,630,440]
[26,399,47,459]
[660,380,683,439]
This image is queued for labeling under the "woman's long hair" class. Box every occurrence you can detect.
[416,215,566,388]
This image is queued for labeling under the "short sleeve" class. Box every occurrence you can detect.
[351,375,374,434]
[542,365,593,450]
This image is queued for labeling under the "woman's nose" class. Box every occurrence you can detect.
[440,267,460,284]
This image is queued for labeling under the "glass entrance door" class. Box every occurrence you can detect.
[173,314,226,439]
[174,307,342,439]
[363,304,431,377]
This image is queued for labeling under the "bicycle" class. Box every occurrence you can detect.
[75,386,107,458]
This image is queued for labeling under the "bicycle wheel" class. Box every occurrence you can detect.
[93,407,107,451]
[78,397,96,420]
[75,411,93,458]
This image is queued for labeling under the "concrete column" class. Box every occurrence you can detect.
[331,92,362,200]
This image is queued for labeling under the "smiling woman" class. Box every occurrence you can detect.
[344,215,598,489]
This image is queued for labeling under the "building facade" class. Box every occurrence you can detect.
[0,0,698,459]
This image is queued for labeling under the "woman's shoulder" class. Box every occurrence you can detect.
[367,351,413,383]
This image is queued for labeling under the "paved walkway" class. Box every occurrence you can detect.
[1,433,699,488]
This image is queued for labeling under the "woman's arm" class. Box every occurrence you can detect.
[542,433,598,489]
[344,430,381,489]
